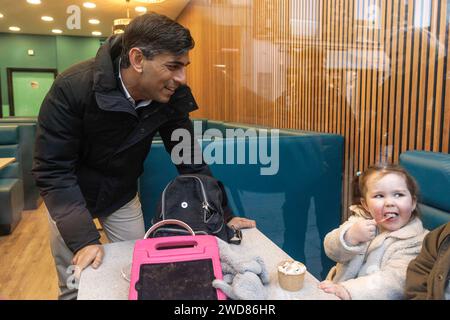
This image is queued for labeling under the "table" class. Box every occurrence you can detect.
[0,157,15,170]
[78,228,338,300]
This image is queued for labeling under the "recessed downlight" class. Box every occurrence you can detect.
[83,2,96,9]
[9,26,21,32]
[92,31,102,36]
[41,16,54,22]
[88,19,100,25]
[27,0,41,4]
[52,29,63,34]
[135,6,147,13]
[0,13,4,18]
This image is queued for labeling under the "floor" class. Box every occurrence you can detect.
[0,203,58,299]
[0,202,107,300]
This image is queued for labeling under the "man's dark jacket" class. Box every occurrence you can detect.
[32,35,233,253]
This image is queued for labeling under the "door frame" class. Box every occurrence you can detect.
[6,67,58,116]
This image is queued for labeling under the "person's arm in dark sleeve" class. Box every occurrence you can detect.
[158,113,235,223]
[32,78,100,253]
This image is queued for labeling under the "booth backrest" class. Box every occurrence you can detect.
[399,150,450,230]
[0,125,25,234]
[139,127,344,280]
[0,118,40,209]
[0,125,21,179]
[0,117,37,123]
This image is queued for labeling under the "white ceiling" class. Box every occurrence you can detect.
[0,0,190,37]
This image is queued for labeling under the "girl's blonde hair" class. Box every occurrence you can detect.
[352,164,421,218]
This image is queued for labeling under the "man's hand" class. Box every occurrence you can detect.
[227,217,256,230]
[344,219,377,246]
[318,280,351,300]
[72,244,104,271]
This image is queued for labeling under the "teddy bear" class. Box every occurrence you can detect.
[212,238,270,300]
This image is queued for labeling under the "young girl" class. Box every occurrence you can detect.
[318,164,428,300]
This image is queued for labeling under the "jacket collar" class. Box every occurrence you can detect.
[350,206,425,240]
[385,217,425,240]
[93,35,122,93]
[91,35,137,115]
[368,217,425,251]
[363,217,425,254]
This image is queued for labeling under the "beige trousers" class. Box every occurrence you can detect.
[47,195,145,300]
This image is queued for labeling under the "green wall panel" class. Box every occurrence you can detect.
[56,36,101,73]
[0,33,102,116]
[0,33,56,116]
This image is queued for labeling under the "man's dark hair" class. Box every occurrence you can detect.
[120,12,194,68]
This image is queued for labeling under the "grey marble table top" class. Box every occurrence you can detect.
[78,228,338,300]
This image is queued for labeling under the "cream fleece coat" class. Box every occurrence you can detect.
[324,209,428,300]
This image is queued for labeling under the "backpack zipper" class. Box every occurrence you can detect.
[161,175,222,233]
[162,175,211,218]
[181,175,211,210]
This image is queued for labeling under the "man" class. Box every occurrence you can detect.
[32,13,255,300]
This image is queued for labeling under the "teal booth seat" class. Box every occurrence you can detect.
[204,120,340,139]
[0,117,37,123]
[0,117,41,210]
[139,128,344,280]
[0,125,24,235]
[400,150,450,230]
[204,119,228,136]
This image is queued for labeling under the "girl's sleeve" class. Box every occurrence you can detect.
[324,216,368,263]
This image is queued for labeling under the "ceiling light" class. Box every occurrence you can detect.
[113,0,131,35]
[113,19,130,34]
[88,19,100,25]
[83,2,96,9]
[27,0,41,4]
[135,6,147,13]
[41,16,54,22]
[92,31,102,36]
[52,29,63,34]
[0,13,4,18]
[9,26,21,32]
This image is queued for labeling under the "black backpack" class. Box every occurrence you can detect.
[152,174,236,243]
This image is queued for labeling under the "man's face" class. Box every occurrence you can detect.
[138,52,190,103]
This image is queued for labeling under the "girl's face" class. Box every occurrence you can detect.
[361,172,416,232]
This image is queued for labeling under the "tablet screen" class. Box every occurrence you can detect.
[136,259,218,300]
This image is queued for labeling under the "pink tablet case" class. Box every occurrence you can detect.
[128,234,226,300]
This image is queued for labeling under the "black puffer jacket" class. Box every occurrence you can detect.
[32,35,233,253]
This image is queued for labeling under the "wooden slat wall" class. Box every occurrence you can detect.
[179,0,450,214]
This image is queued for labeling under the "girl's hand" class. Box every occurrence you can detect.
[318,280,352,300]
[344,219,377,245]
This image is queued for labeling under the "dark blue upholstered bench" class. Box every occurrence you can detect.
[0,125,24,235]
[0,117,40,210]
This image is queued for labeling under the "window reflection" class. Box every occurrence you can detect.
[290,0,318,37]
[181,0,449,216]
